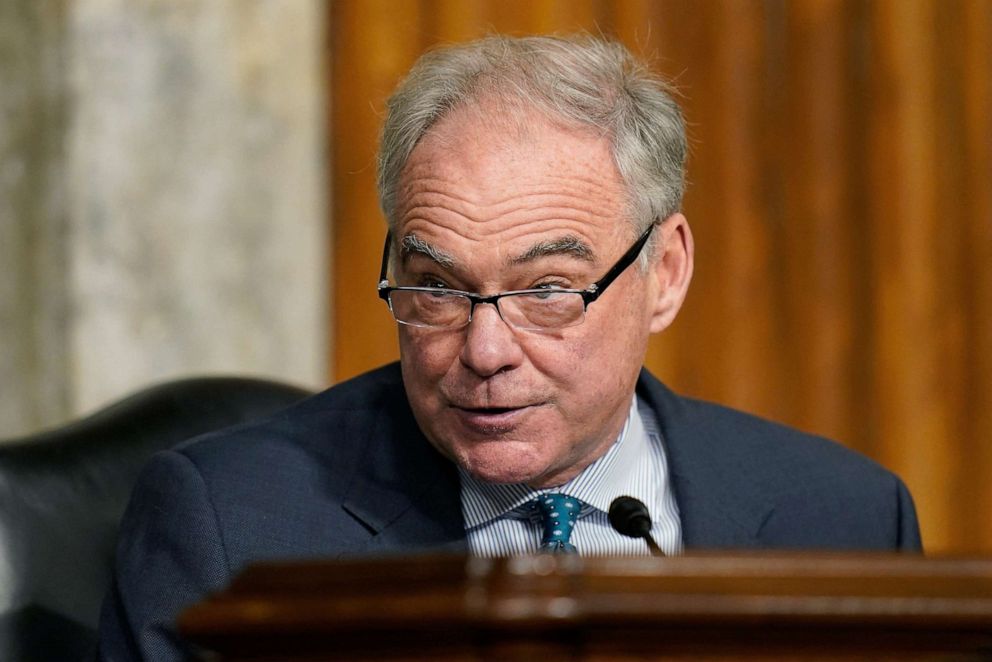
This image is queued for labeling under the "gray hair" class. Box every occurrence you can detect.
[377,34,687,247]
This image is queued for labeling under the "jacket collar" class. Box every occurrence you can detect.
[636,369,774,549]
[340,366,467,554]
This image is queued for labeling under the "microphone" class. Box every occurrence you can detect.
[608,496,664,556]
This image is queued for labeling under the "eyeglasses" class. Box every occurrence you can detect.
[377,222,657,331]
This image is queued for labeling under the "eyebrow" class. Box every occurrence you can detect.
[400,234,455,268]
[398,232,596,269]
[510,235,595,264]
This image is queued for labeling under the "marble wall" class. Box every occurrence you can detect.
[1,0,327,437]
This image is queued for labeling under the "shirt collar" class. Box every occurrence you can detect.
[459,397,651,528]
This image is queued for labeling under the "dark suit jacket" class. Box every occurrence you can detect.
[97,362,921,660]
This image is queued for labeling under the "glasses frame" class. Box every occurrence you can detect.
[377,221,658,330]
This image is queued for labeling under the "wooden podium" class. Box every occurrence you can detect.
[180,553,992,661]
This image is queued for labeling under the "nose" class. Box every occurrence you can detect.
[459,302,524,377]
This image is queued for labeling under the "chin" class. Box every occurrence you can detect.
[471,465,549,486]
[454,443,553,486]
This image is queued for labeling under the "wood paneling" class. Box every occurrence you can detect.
[330,0,992,553]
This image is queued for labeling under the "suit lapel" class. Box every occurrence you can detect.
[340,372,467,554]
[638,370,774,550]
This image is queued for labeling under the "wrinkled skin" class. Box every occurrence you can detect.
[393,106,694,488]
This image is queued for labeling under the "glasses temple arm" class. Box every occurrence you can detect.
[378,232,392,288]
[583,222,657,304]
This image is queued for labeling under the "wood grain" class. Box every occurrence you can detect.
[180,554,992,661]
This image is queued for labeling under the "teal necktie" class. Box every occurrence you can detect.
[532,493,582,554]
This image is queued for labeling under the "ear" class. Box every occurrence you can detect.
[647,213,694,334]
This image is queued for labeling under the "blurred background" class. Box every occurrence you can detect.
[1,0,989,554]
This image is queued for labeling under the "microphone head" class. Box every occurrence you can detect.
[608,496,653,539]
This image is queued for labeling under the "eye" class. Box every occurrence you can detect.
[531,282,568,300]
[417,276,449,289]
[414,277,456,299]
[533,280,570,291]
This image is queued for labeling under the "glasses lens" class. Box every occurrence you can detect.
[389,289,470,328]
[500,291,585,330]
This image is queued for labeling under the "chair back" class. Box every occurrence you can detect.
[0,376,313,660]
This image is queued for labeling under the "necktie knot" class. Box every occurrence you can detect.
[531,493,582,554]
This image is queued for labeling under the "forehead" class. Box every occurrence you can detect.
[394,104,631,254]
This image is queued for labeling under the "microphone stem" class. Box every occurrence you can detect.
[644,533,664,557]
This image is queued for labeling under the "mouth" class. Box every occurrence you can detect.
[450,403,541,434]
[458,405,520,415]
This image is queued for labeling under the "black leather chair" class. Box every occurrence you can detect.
[0,376,313,661]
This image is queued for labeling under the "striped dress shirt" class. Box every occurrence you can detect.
[460,396,683,557]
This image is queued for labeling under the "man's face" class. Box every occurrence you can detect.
[392,107,666,488]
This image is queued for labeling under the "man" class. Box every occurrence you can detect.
[98,34,920,660]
